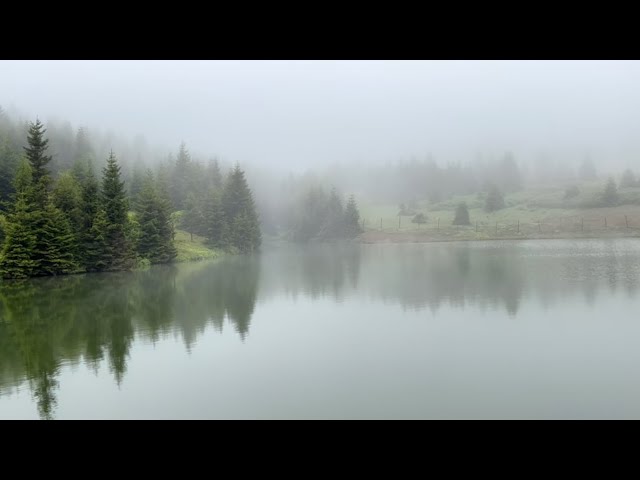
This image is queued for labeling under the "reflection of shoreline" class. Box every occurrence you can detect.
[258,240,640,315]
[0,256,260,419]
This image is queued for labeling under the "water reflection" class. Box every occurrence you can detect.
[0,256,260,419]
[258,240,640,314]
[1,239,640,419]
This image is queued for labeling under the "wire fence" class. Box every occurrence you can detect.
[361,214,640,237]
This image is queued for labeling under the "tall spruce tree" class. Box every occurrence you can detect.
[485,184,505,212]
[208,158,223,190]
[344,194,362,238]
[101,151,134,270]
[136,171,176,263]
[222,165,261,252]
[36,203,79,275]
[0,195,37,279]
[182,192,205,241]
[453,202,471,225]
[84,208,109,272]
[24,119,52,190]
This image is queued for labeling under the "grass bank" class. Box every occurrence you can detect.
[359,182,640,243]
[174,230,224,262]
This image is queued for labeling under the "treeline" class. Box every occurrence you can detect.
[286,186,363,242]
[157,143,261,253]
[0,119,261,279]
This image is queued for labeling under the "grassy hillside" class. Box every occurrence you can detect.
[360,181,640,241]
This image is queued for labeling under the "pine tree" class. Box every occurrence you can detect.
[181,192,205,241]
[36,203,79,276]
[101,151,134,270]
[602,177,619,206]
[135,171,176,263]
[222,165,261,252]
[0,136,19,205]
[84,208,109,272]
[485,184,505,212]
[24,119,52,209]
[128,165,145,208]
[24,119,52,188]
[52,172,83,231]
[0,196,37,279]
[208,158,223,190]
[453,202,471,225]
[13,157,33,198]
[344,194,362,238]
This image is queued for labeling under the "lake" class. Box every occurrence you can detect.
[2,239,640,419]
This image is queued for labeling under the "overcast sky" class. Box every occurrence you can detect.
[2,60,640,171]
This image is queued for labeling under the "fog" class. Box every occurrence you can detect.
[2,60,640,171]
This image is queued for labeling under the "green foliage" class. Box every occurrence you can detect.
[222,165,261,252]
[23,119,52,188]
[452,202,471,225]
[136,171,177,264]
[0,136,19,205]
[84,208,109,272]
[101,151,134,270]
[344,195,362,237]
[485,185,505,212]
[52,172,83,233]
[0,197,37,278]
[0,114,265,279]
[35,203,80,276]
[181,192,205,239]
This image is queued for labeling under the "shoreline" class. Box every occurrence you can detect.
[358,229,640,244]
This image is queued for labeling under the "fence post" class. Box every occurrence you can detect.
[581,217,584,232]
[495,221,498,235]
[626,215,629,228]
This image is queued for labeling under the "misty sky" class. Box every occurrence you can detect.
[2,60,640,171]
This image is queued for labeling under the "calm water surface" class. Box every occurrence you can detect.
[2,239,640,419]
